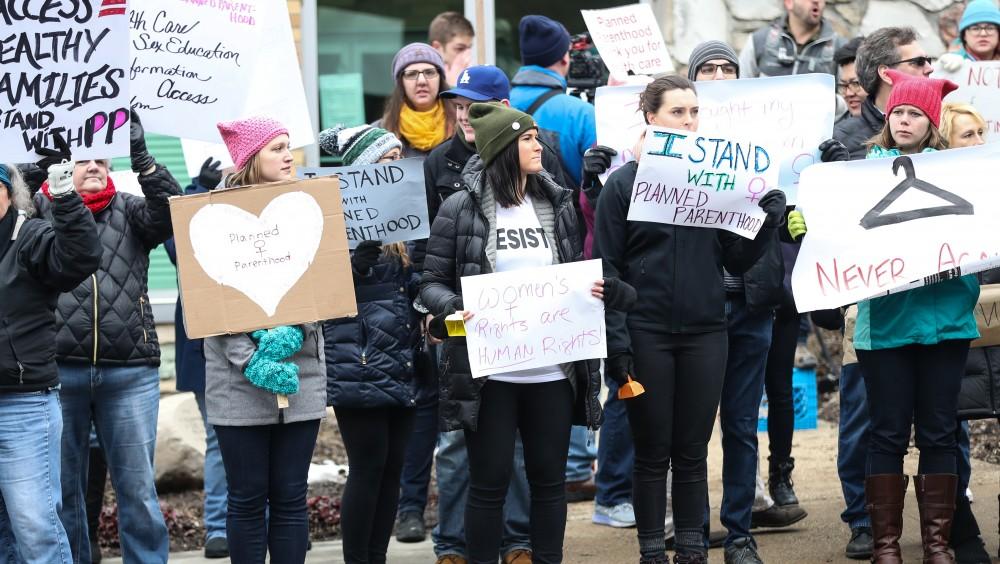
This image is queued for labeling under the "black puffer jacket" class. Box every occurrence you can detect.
[34,167,181,366]
[325,256,422,408]
[0,196,101,392]
[420,157,603,432]
[959,268,1000,420]
[594,162,776,355]
[833,97,883,161]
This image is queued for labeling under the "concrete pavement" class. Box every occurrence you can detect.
[108,421,1000,563]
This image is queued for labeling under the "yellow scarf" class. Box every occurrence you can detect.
[399,101,447,152]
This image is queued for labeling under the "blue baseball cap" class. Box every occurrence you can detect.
[440,65,511,102]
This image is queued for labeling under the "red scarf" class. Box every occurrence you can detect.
[41,175,117,215]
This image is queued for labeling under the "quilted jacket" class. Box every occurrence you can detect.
[34,166,181,366]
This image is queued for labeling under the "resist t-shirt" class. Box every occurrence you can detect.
[490,195,566,384]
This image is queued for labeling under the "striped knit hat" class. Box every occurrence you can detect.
[318,125,403,166]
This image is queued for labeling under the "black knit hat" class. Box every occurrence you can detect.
[687,40,740,81]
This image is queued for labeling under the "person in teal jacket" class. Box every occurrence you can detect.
[795,70,977,564]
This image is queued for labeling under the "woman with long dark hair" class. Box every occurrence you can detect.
[593,75,786,564]
[421,103,634,564]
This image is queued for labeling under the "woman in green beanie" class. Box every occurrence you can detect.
[420,102,636,564]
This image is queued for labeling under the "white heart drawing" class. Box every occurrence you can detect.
[189,191,324,316]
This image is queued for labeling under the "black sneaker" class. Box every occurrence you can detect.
[204,536,229,559]
[395,511,426,543]
[724,538,764,564]
[844,526,872,560]
[750,504,807,529]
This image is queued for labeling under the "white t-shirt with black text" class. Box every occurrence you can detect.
[490,195,566,384]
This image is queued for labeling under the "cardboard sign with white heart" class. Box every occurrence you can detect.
[170,176,357,338]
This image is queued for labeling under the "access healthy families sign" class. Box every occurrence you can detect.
[170,176,357,338]
[792,145,1000,312]
[1,0,132,161]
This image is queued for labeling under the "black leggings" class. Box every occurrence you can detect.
[334,406,415,564]
[857,340,969,475]
[764,308,797,461]
[215,419,321,564]
[464,379,574,564]
[626,329,727,558]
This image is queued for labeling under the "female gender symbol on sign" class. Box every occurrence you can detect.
[746,176,767,203]
[859,156,974,230]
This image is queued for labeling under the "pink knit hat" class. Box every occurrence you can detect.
[884,70,959,128]
[217,117,289,170]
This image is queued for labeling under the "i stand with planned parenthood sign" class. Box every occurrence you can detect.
[792,144,1000,313]
[298,159,430,249]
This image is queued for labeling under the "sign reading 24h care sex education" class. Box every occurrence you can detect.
[1,0,132,162]
[297,158,430,249]
[791,144,1000,313]
[627,126,776,238]
[460,260,607,379]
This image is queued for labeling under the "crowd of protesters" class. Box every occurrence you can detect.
[2,2,1000,564]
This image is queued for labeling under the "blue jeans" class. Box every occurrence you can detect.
[194,391,228,540]
[838,363,871,529]
[566,427,596,482]
[595,375,633,507]
[718,296,773,546]
[397,396,438,517]
[58,364,168,564]
[432,430,531,558]
[0,390,72,564]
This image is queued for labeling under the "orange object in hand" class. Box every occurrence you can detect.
[617,375,645,399]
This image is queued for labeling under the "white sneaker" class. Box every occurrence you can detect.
[592,502,636,528]
[967,487,974,503]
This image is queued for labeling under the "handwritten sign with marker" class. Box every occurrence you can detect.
[169,176,357,338]
[460,260,607,379]
[297,159,430,249]
[128,0,313,146]
[933,60,1000,141]
[581,4,673,77]
[1,0,131,161]
[627,126,775,238]
[792,144,1000,313]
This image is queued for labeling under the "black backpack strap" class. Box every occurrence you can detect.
[525,88,562,116]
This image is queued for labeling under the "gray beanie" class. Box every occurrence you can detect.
[687,40,740,81]
[391,43,446,82]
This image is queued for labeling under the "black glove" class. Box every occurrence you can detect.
[606,353,634,386]
[602,277,637,312]
[758,190,787,227]
[818,138,850,163]
[129,110,156,173]
[582,145,617,189]
[351,240,382,275]
[197,157,223,190]
[35,131,72,172]
[16,164,47,195]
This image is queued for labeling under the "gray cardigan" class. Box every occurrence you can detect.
[205,323,327,426]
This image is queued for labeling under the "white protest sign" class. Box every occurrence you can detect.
[581,4,673,77]
[791,145,1000,313]
[594,75,835,201]
[129,1,314,147]
[460,260,606,378]
[1,0,131,162]
[181,138,234,180]
[297,159,430,248]
[627,126,775,238]
[932,61,1000,140]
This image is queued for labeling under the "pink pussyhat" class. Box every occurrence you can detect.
[217,117,289,171]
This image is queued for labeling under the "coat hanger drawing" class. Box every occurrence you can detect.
[859,156,974,230]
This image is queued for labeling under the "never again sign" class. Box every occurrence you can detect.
[627,126,775,238]
[297,158,429,249]
[1,0,131,161]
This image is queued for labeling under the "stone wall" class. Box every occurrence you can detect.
[651,0,968,66]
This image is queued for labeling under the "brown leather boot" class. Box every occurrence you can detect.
[866,474,908,564]
[914,474,958,564]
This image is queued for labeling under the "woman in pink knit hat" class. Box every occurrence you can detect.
[204,116,327,564]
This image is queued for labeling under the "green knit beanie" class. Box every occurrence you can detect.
[469,103,537,166]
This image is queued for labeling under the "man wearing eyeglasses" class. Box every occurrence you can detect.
[834,37,867,121]
[739,0,846,78]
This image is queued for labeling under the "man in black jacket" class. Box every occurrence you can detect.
[33,113,182,564]
[0,162,101,563]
